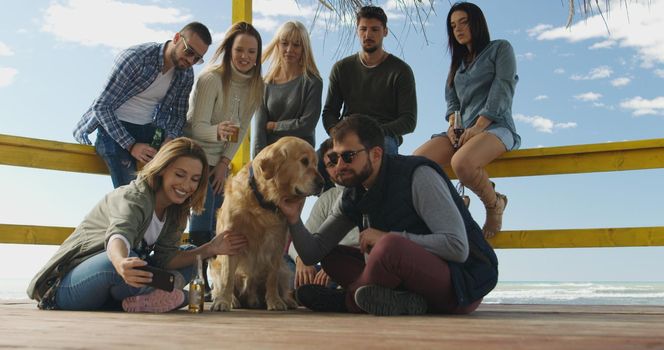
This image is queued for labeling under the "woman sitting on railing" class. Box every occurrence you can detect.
[26,137,247,312]
[414,2,520,238]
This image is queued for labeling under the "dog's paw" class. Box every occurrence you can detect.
[284,295,298,309]
[210,298,232,312]
[266,297,289,311]
[231,295,242,309]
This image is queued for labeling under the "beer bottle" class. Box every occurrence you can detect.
[188,255,205,313]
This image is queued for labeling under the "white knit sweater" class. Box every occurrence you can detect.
[184,66,254,166]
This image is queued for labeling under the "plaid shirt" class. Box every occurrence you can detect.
[73,42,194,150]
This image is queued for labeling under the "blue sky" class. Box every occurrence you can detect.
[1,0,664,285]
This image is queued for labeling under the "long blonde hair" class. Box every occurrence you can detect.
[263,21,320,84]
[207,21,264,115]
[137,137,209,229]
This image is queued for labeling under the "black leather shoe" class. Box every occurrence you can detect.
[295,284,347,312]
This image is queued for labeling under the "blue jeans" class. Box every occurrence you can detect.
[383,135,399,155]
[55,250,194,311]
[95,122,160,188]
[189,173,224,238]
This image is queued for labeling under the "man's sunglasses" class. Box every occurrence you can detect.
[180,33,204,65]
[325,149,367,168]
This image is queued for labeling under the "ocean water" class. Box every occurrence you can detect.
[483,281,664,305]
[3,279,664,305]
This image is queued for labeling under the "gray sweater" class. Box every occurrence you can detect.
[253,75,323,156]
[289,166,468,266]
[287,186,360,262]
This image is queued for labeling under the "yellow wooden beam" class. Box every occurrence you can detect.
[0,224,74,245]
[229,0,253,174]
[0,134,108,174]
[489,226,664,249]
[0,224,190,246]
[3,223,663,249]
[5,134,664,179]
[443,138,664,179]
[232,0,252,23]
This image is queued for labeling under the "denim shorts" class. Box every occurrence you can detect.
[432,124,515,151]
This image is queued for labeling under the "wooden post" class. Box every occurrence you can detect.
[230,0,252,174]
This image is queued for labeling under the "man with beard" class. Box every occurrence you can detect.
[321,6,417,155]
[278,115,498,316]
[73,22,212,188]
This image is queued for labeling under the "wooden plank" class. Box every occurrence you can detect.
[4,223,664,249]
[232,0,252,23]
[4,134,664,178]
[1,301,663,349]
[0,134,108,174]
[490,226,664,248]
[0,224,190,246]
[229,0,253,175]
[444,138,664,179]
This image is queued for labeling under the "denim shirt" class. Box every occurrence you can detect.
[73,42,194,150]
[445,40,520,150]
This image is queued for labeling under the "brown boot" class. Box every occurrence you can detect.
[483,193,507,239]
[463,169,506,238]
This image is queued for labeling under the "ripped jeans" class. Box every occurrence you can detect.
[95,122,160,188]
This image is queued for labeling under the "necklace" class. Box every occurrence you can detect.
[359,51,388,69]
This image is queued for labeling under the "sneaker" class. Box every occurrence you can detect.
[122,289,185,313]
[354,285,427,316]
[295,284,347,312]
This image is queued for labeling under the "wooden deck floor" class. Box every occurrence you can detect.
[2,300,664,349]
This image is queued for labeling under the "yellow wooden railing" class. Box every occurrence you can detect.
[3,133,664,248]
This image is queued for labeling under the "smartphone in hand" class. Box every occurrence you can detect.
[135,265,175,292]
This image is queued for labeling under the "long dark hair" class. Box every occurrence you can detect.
[446,2,491,87]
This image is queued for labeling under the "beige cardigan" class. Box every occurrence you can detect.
[184,66,255,166]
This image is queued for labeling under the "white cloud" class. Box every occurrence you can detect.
[555,122,578,129]
[0,67,19,88]
[0,41,14,56]
[514,113,577,133]
[252,17,281,33]
[517,52,535,60]
[574,92,603,101]
[527,24,553,37]
[41,0,191,50]
[532,0,664,66]
[620,96,664,116]
[589,40,615,49]
[655,69,664,78]
[534,95,549,101]
[251,0,335,36]
[570,65,613,80]
[252,0,316,18]
[611,77,631,87]
[554,68,565,74]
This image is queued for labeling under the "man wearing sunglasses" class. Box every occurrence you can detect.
[278,115,498,316]
[73,22,211,188]
[321,5,417,156]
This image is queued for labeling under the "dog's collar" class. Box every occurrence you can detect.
[248,165,279,212]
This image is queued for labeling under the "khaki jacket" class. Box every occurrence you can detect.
[27,180,184,301]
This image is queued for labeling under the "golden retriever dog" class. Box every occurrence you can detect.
[209,137,324,311]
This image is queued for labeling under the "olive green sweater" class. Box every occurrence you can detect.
[322,53,417,144]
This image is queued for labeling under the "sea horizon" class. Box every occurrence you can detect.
[3,278,664,305]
